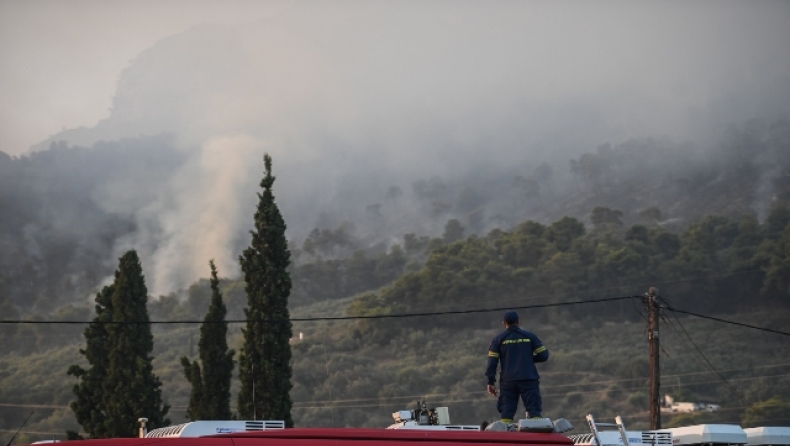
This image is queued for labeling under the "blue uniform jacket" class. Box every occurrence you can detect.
[486,325,548,385]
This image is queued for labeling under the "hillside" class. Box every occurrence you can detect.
[2,206,789,443]
[2,118,789,319]
[3,4,790,443]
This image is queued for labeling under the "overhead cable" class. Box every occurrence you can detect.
[660,297,770,419]
[0,295,638,325]
[662,305,790,337]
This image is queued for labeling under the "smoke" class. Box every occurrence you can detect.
[10,1,790,297]
[98,135,263,295]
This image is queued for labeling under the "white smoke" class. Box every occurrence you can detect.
[16,1,790,296]
[106,135,263,295]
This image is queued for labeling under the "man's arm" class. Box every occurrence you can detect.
[486,354,499,383]
[485,338,500,396]
[532,335,549,363]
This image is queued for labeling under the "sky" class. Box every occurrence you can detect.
[2,0,790,296]
[1,1,789,157]
[0,0,288,155]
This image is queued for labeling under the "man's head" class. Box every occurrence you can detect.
[503,310,519,326]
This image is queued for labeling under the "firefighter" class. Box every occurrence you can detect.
[485,310,549,423]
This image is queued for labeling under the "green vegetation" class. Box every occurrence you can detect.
[66,250,169,438]
[2,122,790,442]
[237,154,294,426]
[0,136,187,316]
[180,260,234,421]
[3,206,787,443]
[66,284,113,438]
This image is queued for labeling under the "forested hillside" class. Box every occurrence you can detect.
[3,120,790,443]
[2,205,789,443]
[2,119,789,322]
[0,136,188,315]
[3,2,790,443]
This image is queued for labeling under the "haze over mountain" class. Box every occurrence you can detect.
[2,4,790,440]
[3,1,790,299]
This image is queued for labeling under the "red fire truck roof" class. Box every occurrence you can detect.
[28,427,575,446]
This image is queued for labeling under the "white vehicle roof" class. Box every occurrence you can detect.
[570,430,673,446]
[146,420,285,438]
[660,424,746,445]
[744,427,790,446]
[387,421,480,431]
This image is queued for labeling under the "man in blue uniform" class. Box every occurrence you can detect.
[485,310,549,423]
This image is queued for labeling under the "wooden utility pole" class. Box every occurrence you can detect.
[646,287,661,429]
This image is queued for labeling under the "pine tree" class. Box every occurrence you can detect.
[181,260,235,420]
[237,154,294,425]
[68,250,169,437]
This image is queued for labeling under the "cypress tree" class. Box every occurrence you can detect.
[237,154,294,425]
[69,250,169,437]
[67,284,114,438]
[181,359,205,421]
[181,260,235,420]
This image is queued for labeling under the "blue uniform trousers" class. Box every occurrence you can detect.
[497,379,542,420]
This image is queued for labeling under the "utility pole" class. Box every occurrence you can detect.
[646,287,661,429]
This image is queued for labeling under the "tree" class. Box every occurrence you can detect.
[67,285,114,438]
[625,224,649,244]
[181,359,204,422]
[345,250,376,294]
[756,224,790,298]
[579,152,606,192]
[638,206,662,226]
[590,206,624,231]
[238,154,294,425]
[302,223,358,258]
[741,397,790,427]
[68,250,169,438]
[442,218,465,244]
[496,221,548,269]
[512,175,540,201]
[764,204,790,239]
[545,216,586,252]
[181,260,235,420]
[403,233,429,255]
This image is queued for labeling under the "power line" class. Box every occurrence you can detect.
[291,373,790,408]
[296,267,766,320]
[4,371,788,415]
[663,305,790,337]
[7,372,790,413]
[3,293,788,338]
[0,296,637,325]
[659,297,771,419]
[0,403,64,409]
[290,375,790,409]
[0,429,64,436]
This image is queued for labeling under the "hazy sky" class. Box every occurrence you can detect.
[2,1,789,157]
[3,0,790,296]
[0,0,289,155]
